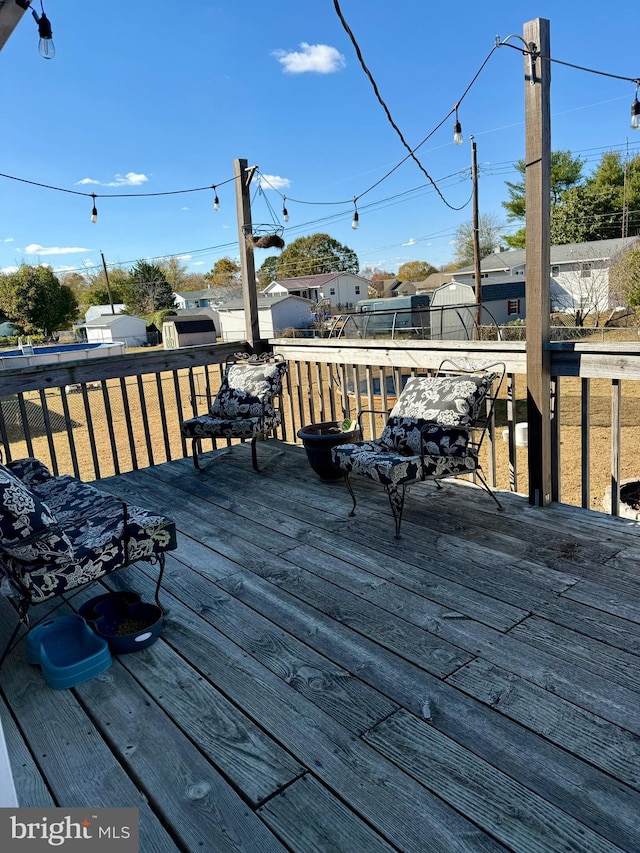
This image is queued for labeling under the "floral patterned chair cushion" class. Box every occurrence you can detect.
[210,361,287,420]
[0,464,74,563]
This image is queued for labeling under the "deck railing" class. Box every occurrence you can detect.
[2,337,640,517]
[270,337,640,517]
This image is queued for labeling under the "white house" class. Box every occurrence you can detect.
[76,315,148,348]
[174,288,224,311]
[452,237,639,317]
[262,272,370,310]
[217,295,312,342]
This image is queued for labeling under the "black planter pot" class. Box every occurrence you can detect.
[297,421,361,482]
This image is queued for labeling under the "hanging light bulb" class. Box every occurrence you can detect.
[453,106,463,145]
[632,86,640,131]
[351,200,359,230]
[90,194,98,224]
[282,197,289,223]
[212,185,220,210]
[31,3,55,59]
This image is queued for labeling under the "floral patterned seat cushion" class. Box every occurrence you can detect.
[332,440,477,486]
[210,362,286,420]
[181,411,282,440]
[0,459,177,605]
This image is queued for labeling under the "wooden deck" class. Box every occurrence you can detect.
[1,440,640,852]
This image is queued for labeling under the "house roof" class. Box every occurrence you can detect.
[79,315,145,328]
[455,237,640,275]
[174,288,221,301]
[268,272,370,290]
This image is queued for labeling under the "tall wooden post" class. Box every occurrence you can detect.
[524,18,552,506]
[471,136,482,337]
[234,158,261,349]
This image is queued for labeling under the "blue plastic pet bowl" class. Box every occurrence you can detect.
[90,596,163,655]
[27,615,112,690]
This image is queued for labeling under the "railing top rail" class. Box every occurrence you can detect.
[0,340,247,395]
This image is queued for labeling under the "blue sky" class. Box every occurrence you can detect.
[1,0,639,280]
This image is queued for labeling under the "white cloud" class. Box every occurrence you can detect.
[52,265,76,273]
[273,43,345,74]
[0,265,18,274]
[25,244,89,255]
[181,206,190,211]
[402,238,416,247]
[258,174,291,191]
[76,172,149,187]
[2,237,14,243]
[192,261,205,266]
[177,255,192,261]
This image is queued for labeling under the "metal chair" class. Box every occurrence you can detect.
[332,359,505,537]
[180,352,287,472]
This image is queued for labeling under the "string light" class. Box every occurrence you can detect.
[351,199,359,230]
[90,194,98,223]
[212,185,220,210]
[453,105,464,145]
[282,197,289,222]
[632,85,640,130]
[32,2,55,59]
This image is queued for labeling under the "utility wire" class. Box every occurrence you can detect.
[332,0,474,210]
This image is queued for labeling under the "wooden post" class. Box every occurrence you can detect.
[234,158,261,349]
[524,18,552,506]
[471,137,482,338]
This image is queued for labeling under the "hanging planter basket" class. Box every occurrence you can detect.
[243,224,285,250]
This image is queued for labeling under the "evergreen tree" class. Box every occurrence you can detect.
[127,261,175,315]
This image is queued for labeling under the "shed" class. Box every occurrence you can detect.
[76,315,147,348]
[430,282,476,340]
[163,313,219,349]
[217,295,312,341]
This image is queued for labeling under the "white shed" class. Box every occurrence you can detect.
[217,295,312,341]
[77,315,148,348]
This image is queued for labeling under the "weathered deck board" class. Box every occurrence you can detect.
[2,440,640,852]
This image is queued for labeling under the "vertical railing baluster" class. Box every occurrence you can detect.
[173,369,188,459]
[610,378,621,516]
[155,371,172,463]
[60,387,80,478]
[38,389,59,476]
[306,361,315,424]
[550,377,560,503]
[81,384,101,480]
[17,393,34,458]
[119,376,138,471]
[136,375,154,467]
[101,380,120,476]
[581,378,590,509]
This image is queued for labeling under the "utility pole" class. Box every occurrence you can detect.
[234,158,261,349]
[100,252,115,314]
[524,18,552,507]
[470,136,482,338]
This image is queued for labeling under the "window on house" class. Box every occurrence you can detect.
[355,286,360,295]
[581,263,592,278]
[551,265,559,275]
[329,288,336,296]
[507,299,520,316]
